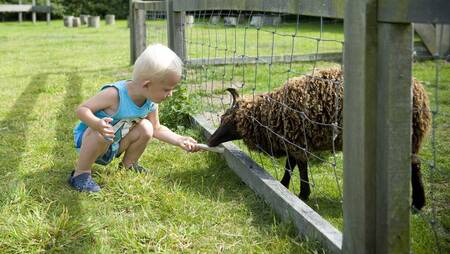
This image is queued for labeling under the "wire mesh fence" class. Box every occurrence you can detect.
[141,3,449,253]
[410,30,450,253]
[183,10,346,229]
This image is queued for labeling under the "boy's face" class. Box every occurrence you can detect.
[146,73,181,103]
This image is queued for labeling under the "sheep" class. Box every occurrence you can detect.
[207,68,431,210]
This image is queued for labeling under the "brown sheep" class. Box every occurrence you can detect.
[207,68,431,210]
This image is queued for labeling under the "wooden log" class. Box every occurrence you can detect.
[72,17,81,27]
[88,16,100,28]
[224,16,237,27]
[105,14,115,25]
[250,15,263,28]
[80,14,89,25]
[63,15,73,28]
[209,15,220,25]
[185,14,194,28]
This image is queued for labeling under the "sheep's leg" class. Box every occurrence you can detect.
[280,155,297,189]
[298,160,311,201]
[411,159,425,210]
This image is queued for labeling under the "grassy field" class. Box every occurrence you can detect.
[1,18,448,253]
[0,21,326,253]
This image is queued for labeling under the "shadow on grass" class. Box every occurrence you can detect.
[159,152,308,239]
[22,73,98,253]
[0,74,48,208]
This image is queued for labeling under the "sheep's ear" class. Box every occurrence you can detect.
[226,88,239,108]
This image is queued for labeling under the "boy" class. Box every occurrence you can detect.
[70,44,199,192]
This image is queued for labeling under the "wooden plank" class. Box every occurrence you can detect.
[173,0,345,19]
[342,0,378,252]
[134,0,166,11]
[191,114,342,254]
[378,0,450,24]
[376,22,412,254]
[185,52,342,66]
[0,4,51,13]
[414,24,437,55]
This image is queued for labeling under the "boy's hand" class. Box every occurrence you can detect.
[95,117,115,142]
[178,136,199,152]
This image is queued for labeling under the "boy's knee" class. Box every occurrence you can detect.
[138,119,154,140]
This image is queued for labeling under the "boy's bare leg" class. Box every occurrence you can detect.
[75,128,110,176]
[118,119,154,167]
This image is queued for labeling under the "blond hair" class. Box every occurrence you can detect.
[132,44,183,82]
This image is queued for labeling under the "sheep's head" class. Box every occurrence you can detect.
[207,88,243,147]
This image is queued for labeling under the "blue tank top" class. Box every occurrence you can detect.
[74,80,157,144]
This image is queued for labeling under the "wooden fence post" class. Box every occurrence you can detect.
[166,0,186,61]
[343,0,411,253]
[343,0,378,252]
[32,0,36,23]
[46,0,51,24]
[131,0,147,65]
[375,21,412,254]
[18,0,22,22]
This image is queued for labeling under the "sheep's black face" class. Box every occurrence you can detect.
[207,106,242,147]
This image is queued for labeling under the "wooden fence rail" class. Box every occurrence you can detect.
[0,0,51,24]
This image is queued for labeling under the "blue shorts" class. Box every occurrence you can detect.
[74,128,121,165]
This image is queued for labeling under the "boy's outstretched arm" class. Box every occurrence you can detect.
[147,108,200,152]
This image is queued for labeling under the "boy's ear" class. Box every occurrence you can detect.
[142,80,152,88]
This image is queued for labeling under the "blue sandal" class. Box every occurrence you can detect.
[68,171,101,192]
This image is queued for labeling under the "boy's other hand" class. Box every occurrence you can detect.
[179,136,199,152]
[96,117,115,142]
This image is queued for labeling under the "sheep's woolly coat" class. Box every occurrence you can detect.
[234,68,431,161]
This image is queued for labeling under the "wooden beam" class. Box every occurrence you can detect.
[185,52,342,66]
[436,24,450,56]
[191,114,342,254]
[414,24,437,55]
[173,0,345,19]
[378,0,450,24]
[134,0,166,11]
[0,4,51,13]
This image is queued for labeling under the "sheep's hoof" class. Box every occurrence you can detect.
[280,178,290,188]
[412,200,425,212]
[299,193,310,201]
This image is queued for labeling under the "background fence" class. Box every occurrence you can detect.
[131,0,450,253]
[0,0,51,23]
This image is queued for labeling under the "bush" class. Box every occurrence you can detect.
[159,84,199,131]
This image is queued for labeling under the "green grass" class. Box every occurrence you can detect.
[0,21,326,253]
[173,20,450,253]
